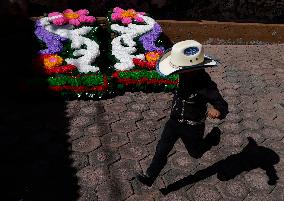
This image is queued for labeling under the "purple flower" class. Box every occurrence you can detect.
[139,23,165,52]
[34,20,67,55]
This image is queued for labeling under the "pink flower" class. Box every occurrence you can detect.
[111,7,145,25]
[111,13,121,21]
[48,9,96,26]
[113,7,124,13]
[121,17,132,25]
[134,16,144,23]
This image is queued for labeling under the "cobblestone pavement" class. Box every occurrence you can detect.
[1,44,283,201]
[69,44,284,201]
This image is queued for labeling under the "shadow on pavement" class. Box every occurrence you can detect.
[160,137,280,195]
[0,10,79,201]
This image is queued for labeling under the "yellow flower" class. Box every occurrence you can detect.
[43,55,64,69]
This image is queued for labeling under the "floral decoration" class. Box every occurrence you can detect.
[34,20,67,54]
[42,54,64,69]
[48,9,96,26]
[111,7,145,25]
[139,23,165,52]
[32,8,108,98]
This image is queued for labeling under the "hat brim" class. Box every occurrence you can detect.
[156,48,220,77]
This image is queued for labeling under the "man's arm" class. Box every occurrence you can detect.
[202,81,229,120]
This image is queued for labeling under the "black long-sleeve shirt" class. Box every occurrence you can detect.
[170,69,229,124]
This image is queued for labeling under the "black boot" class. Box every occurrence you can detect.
[205,127,221,146]
[136,172,155,187]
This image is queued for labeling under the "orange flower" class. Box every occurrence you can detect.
[145,51,161,63]
[43,54,64,69]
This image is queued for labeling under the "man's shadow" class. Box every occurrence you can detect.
[160,137,280,195]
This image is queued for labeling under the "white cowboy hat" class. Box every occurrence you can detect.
[156,40,220,76]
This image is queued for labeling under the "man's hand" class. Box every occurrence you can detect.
[207,108,221,119]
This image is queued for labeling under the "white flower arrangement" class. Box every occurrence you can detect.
[39,17,100,73]
[110,15,156,70]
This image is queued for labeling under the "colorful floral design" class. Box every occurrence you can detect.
[48,9,96,26]
[145,51,162,62]
[42,54,64,69]
[139,23,165,52]
[35,20,67,55]
[111,7,145,25]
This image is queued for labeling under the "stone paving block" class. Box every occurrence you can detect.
[78,187,98,201]
[219,133,246,148]
[76,165,109,188]
[67,127,85,141]
[65,105,80,118]
[93,112,120,124]
[241,111,258,120]
[243,192,278,201]
[221,88,239,97]
[88,146,120,167]
[95,180,124,201]
[80,103,105,116]
[70,116,93,127]
[154,92,173,101]
[70,152,89,170]
[119,143,149,160]
[261,127,284,141]
[228,104,242,114]
[262,140,284,155]
[243,169,275,193]
[142,108,166,120]
[131,177,164,196]
[170,152,199,172]
[111,119,138,134]
[96,179,133,201]
[85,123,111,137]
[127,128,156,145]
[239,101,258,112]
[149,100,171,110]
[72,136,101,153]
[225,113,243,123]
[100,98,114,105]
[126,102,149,112]
[134,92,156,103]
[157,192,190,201]
[101,132,129,149]
[219,122,242,134]
[198,150,222,167]
[124,194,156,201]
[136,119,162,131]
[118,110,143,122]
[162,168,192,188]
[215,179,249,200]
[187,184,222,201]
[240,130,265,143]
[113,94,134,104]
[103,102,127,114]
[109,159,141,181]
[270,184,284,201]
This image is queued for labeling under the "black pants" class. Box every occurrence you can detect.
[146,118,206,179]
